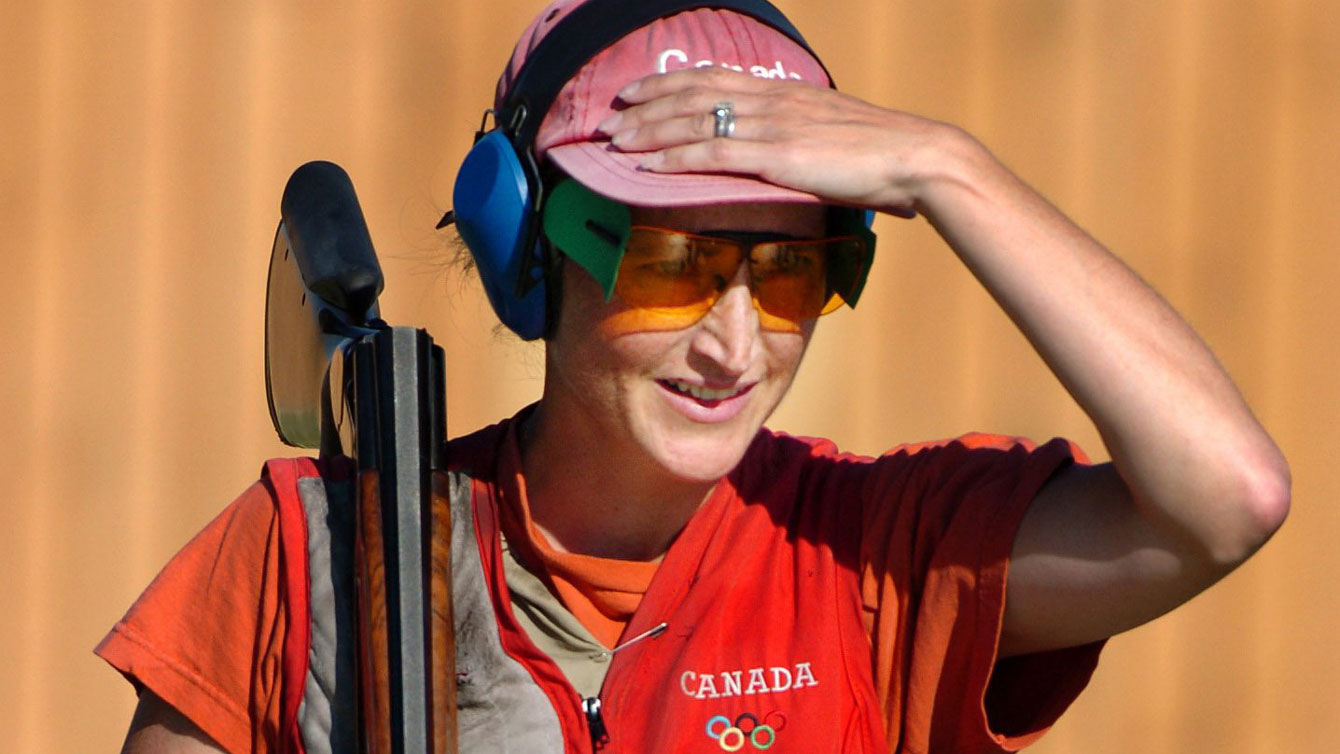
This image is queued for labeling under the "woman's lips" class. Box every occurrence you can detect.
[656,379,754,421]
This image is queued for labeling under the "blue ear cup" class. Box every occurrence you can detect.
[453,130,548,340]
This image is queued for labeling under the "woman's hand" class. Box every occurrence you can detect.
[599,67,948,217]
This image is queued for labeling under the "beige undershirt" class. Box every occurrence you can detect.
[500,532,614,699]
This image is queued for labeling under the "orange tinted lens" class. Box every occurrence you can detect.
[603,230,865,336]
[616,229,745,307]
[604,229,744,333]
[749,240,836,323]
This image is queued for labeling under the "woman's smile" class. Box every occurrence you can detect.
[656,378,756,420]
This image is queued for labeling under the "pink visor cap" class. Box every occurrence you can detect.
[497,0,833,207]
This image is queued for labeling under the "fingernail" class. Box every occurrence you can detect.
[610,130,629,147]
[596,113,622,134]
[639,152,664,171]
[617,80,640,99]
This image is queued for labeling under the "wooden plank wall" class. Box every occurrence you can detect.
[1,0,1336,750]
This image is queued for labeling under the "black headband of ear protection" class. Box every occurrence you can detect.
[499,0,832,153]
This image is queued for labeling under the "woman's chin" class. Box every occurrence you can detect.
[634,387,776,484]
[648,431,757,485]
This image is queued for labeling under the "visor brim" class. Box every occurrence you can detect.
[547,141,827,208]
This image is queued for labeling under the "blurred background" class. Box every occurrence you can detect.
[2,0,1337,750]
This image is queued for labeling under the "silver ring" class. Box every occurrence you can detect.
[712,101,736,138]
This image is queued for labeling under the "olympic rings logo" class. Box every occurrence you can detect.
[704,712,786,751]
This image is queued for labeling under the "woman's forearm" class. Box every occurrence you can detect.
[915,126,1290,566]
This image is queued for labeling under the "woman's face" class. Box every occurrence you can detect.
[541,201,829,484]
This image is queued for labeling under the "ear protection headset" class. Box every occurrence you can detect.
[448,0,874,340]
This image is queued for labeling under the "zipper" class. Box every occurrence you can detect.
[582,696,609,749]
[582,621,670,749]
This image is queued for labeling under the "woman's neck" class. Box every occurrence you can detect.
[518,403,717,562]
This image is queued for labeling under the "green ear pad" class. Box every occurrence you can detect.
[832,210,876,308]
[541,179,632,301]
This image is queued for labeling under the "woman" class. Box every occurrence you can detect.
[104,0,1289,751]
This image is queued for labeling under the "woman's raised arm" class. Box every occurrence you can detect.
[604,67,1291,655]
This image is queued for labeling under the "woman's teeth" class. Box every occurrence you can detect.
[664,380,742,401]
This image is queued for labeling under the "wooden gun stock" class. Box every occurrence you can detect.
[266,161,457,753]
[354,469,456,752]
[429,472,457,754]
[356,470,392,752]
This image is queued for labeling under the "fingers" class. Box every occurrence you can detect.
[600,75,780,145]
[639,137,776,179]
[598,69,818,155]
[601,66,826,135]
[615,67,778,105]
[606,109,771,152]
[601,72,789,179]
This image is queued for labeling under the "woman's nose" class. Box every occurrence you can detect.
[690,264,758,376]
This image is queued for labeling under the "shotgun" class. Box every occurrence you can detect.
[264,160,457,753]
